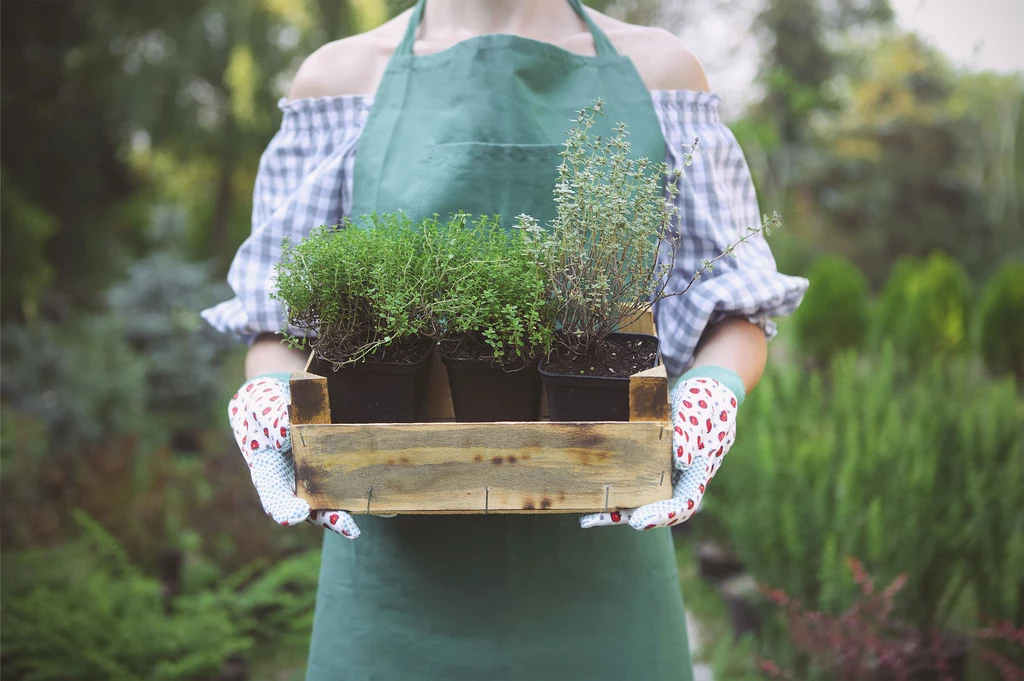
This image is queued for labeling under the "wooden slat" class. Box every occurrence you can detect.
[288,371,331,426]
[618,307,656,336]
[293,420,671,513]
[629,364,670,422]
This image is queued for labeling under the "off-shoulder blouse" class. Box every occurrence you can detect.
[201,90,808,377]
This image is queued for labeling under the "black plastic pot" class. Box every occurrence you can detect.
[441,354,542,422]
[312,343,434,423]
[539,333,660,422]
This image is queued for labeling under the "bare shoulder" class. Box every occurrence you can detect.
[287,12,409,100]
[589,13,711,93]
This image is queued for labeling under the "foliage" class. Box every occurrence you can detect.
[799,36,1022,284]
[427,213,555,362]
[752,0,893,147]
[515,100,680,356]
[0,316,149,448]
[518,101,779,356]
[977,259,1024,381]
[0,1,141,321]
[273,213,436,366]
[972,620,1024,681]
[759,558,960,681]
[792,255,869,365]
[1,511,324,681]
[0,170,56,321]
[871,253,971,367]
[0,512,250,681]
[707,349,1023,638]
[106,209,237,429]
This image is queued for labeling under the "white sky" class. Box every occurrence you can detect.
[661,0,1021,116]
[889,0,1024,73]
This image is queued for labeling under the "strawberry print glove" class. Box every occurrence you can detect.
[580,367,743,531]
[229,374,360,539]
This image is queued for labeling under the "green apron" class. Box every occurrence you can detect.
[306,2,693,678]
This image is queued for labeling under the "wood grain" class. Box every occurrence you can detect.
[629,364,670,422]
[293,420,671,513]
[618,308,657,336]
[288,371,331,426]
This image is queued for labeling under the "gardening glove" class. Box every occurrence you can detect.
[229,374,360,539]
[580,367,743,530]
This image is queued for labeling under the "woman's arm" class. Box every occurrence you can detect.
[245,333,310,379]
[688,318,768,396]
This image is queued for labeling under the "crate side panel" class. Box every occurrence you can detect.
[293,421,671,513]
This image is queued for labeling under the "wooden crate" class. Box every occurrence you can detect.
[289,314,673,515]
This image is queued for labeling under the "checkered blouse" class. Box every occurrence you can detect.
[201,90,808,377]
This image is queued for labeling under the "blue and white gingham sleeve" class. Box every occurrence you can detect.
[201,96,371,344]
[651,90,809,377]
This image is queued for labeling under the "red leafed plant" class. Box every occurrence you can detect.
[757,558,964,681]
[972,618,1024,681]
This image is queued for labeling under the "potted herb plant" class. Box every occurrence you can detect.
[272,213,436,423]
[426,213,554,422]
[514,103,681,421]
[519,102,774,421]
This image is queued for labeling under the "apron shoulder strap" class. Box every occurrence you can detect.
[396,0,619,57]
[566,0,618,56]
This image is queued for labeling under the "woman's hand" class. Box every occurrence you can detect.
[580,376,738,530]
[229,375,361,539]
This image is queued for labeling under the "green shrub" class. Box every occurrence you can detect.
[977,259,1024,381]
[0,512,249,680]
[426,213,554,362]
[707,349,1023,637]
[872,253,971,366]
[106,249,236,427]
[1,512,324,680]
[792,255,869,364]
[0,316,149,447]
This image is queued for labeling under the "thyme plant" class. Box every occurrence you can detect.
[518,100,779,357]
[271,213,434,367]
[427,213,554,363]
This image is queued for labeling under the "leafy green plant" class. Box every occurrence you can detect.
[518,100,779,357]
[426,213,554,362]
[872,253,971,366]
[792,255,869,365]
[707,348,1023,640]
[272,213,436,367]
[0,512,250,681]
[977,259,1024,381]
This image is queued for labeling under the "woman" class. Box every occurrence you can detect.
[203,1,808,679]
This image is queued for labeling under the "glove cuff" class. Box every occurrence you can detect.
[251,372,293,384]
[673,365,746,406]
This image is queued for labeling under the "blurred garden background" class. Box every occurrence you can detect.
[1,0,1022,679]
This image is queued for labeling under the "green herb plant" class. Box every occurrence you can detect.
[271,213,434,368]
[426,213,554,364]
[517,100,779,358]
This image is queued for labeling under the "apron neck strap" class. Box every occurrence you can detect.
[396,0,619,57]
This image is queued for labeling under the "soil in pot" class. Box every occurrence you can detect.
[539,333,660,421]
[440,338,542,422]
[312,336,434,424]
